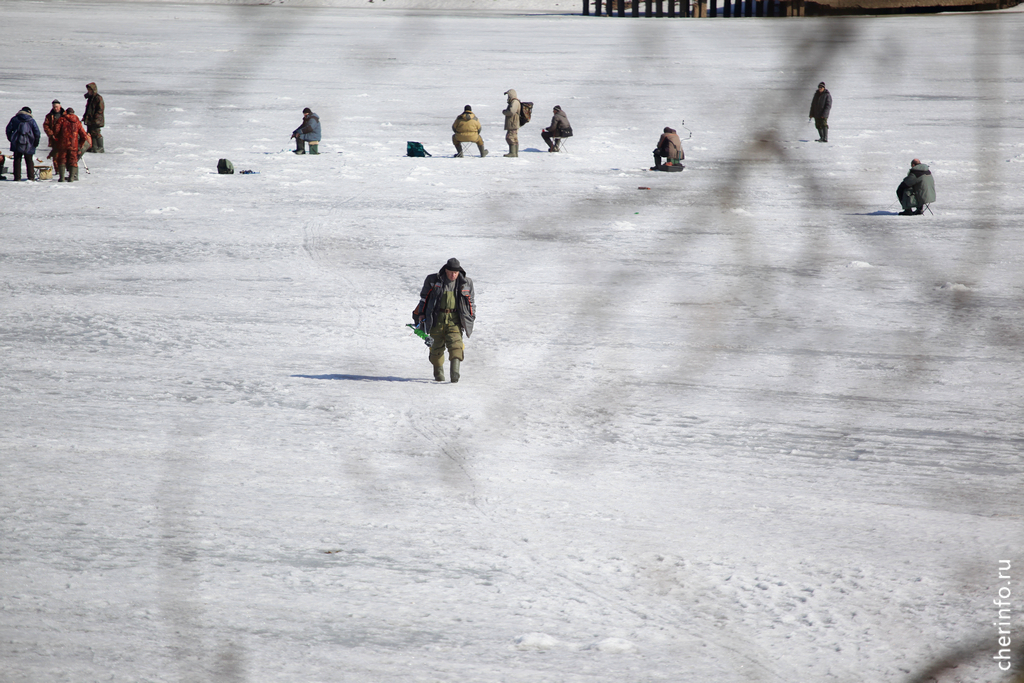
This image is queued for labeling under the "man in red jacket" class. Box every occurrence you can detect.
[54,107,90,182]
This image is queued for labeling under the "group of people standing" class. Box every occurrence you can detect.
[3,82,105,182]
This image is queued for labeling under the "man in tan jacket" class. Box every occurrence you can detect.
[651,127,683,170]
[451,105,488,158]
[502,89,521,158]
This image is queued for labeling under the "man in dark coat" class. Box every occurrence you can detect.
[808,82,832,143]
[541,105,572,153]
[896,159,936,215]
[43,99,63,171]
[412,258,476,383]
[291,108,321,155]
[6,107,41,181]
[83,82,105,153]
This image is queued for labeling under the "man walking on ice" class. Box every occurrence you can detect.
[412,258,475,383]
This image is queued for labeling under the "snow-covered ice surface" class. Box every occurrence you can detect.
[2,2,1024,682]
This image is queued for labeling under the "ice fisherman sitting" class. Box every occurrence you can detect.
[292,108,321,155]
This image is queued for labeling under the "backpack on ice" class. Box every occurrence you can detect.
[406,141,432,158]
[518,101,533,126]
[217,158,234,174]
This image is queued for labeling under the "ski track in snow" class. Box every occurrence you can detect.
[2,2,1024,682]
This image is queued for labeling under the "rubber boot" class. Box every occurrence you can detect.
[450,359,460,384]
[433,364,445,382]
[294,139,305,155]
[553,139,561,152]
[503,144,518,158]
[477,142,488,158]
[71,166,79,182]
[454,143,464,158]
[93,134,104,153]
[57,164,66,182]
[309,142,319,155]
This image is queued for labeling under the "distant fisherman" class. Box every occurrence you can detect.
[451,105,488,158]
[83,82,105,153]
[292,107,321,155]
[896,159,935,215]
[5,106,40,181]
[808,81,831,143]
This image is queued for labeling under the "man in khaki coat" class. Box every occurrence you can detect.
[502,89,521,158]
[451,105,488,158]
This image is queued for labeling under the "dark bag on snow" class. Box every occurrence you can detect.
[406,141,432,158]
[217,158,234,174]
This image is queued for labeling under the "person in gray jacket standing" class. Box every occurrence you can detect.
[412,258,476,383]
[808,81,832,143]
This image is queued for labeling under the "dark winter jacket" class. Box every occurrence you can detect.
[414,266,476,338]
[293,112,321,142]
[6,111,41,155]
[809,88,832,119]
[84,83,105,128]
[545,107,572,137]
[897,163,936,204]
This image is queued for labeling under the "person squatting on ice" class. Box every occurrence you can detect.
[502,89,521,158]
[412,258,476,384]
[6,106,41,181]
[292,108,321,154]
[896,159,936,215]
[809,81,831,143]
[53,107,91,182]
[541,105,572,153]
[83,82,105,153]
[652,126,683,169]
[451,105,488,158]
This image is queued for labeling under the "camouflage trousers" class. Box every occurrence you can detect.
[429,314,464,366]
[505,129,519,147]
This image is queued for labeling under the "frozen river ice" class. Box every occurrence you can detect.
[2,1,1023,682]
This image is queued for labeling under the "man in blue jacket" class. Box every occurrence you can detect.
[6,107,41,181]
[291,108,321,155]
